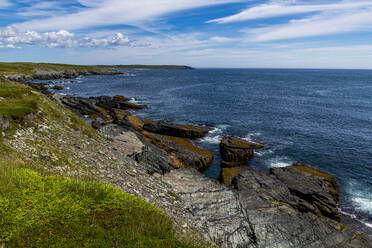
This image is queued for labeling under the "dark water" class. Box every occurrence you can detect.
[50,68,372,229]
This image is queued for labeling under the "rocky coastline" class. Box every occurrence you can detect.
[3,67,125,83]
[5,74,372,247]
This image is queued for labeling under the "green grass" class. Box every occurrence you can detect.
[0,62,103,75]
[0,161,198,248]
[0,78,38,118]
[0,62,193,76]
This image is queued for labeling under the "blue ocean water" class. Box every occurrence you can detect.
[51,68,372,228]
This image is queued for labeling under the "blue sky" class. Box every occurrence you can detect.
[1,0,372,68]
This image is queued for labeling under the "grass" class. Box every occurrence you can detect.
[0,62,105,76]
[0,76,205,248]
[0,161,198,248]
[0,78,38,119]
[0,62,193,76]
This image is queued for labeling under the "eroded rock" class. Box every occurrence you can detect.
[143,120,209,139]
[142,131,213,171]
[163,168,372,248]
[220,137,263,167]
[270,164,340,221]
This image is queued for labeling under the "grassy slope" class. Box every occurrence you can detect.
[0,62,103,75]
[0,78,202,247]
[0,62,193,76]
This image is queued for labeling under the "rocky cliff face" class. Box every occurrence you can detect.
[163,168,372,248]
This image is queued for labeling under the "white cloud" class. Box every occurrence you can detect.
[207,0,372,42]
[0,0,11,8]
[209,36,233,43]
[244,8,372,41]
[0,28,131,48]
[12,0,246,31]
[208,1,372,24]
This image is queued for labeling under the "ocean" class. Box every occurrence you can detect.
[48,68,372,230]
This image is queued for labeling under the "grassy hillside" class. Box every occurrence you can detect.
[0,62,193,76]
[0,78,203,248]
[0,62,103,75]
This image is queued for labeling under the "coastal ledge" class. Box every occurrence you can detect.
[1,63,371,248]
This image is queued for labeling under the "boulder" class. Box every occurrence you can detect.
[220,137,264,166]
[110,109,130,123]
[52,85,64,90]
[142,131,213,171]
[25,82,53,97]
[133,144,174,175]
[0,117,9,130]
[143,120,209,139]
[270,164,340,221]
[93,95,145,110]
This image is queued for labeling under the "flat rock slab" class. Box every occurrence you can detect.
[143,120,210,139]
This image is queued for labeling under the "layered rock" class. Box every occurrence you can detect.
[163,168,372,248]
[142,131,213,171]
[220,137,264,167]
[5,68,124,83]
[59,95,145,121]
[143,120,209,139]
[270,164,340,221]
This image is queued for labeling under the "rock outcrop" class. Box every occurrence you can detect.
[270,164,340,221]
[163,168,372,248]
[59,95,146,121]
[142,131,213,171]
[143,120,209,139]
[5,68,124,83]
[220,137,264,167]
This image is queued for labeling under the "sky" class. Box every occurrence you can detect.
[0,0,372,68]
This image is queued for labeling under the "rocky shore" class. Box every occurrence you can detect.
[5,74,372,248]
[4,67,125,83]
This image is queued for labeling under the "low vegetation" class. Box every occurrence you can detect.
[0,62,103,76]
[0,62,193,76]
[0,161,196,248]
[0,74,203,247]
[0,78,38,118]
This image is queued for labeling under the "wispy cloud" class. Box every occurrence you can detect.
[0,0,11,9]
[208,1,372,24]
[0,28,130,48]
[12,0,246,31]
[208,0,372,42]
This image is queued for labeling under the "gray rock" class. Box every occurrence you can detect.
[270,164,340,221]
[133,144,174,174]
[163,168,372,248]
[0,117,10,130]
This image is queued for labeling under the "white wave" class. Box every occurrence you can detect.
[200,124,229,144]
[242,132,262,141]
[129,97,141,104]
[339,209,372,229]
[267,157,293,168]
[353,197,372,214]
[201,135,222,144]
[66,87,70,90]
[347,181,372,215]
[255,149,274,157]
